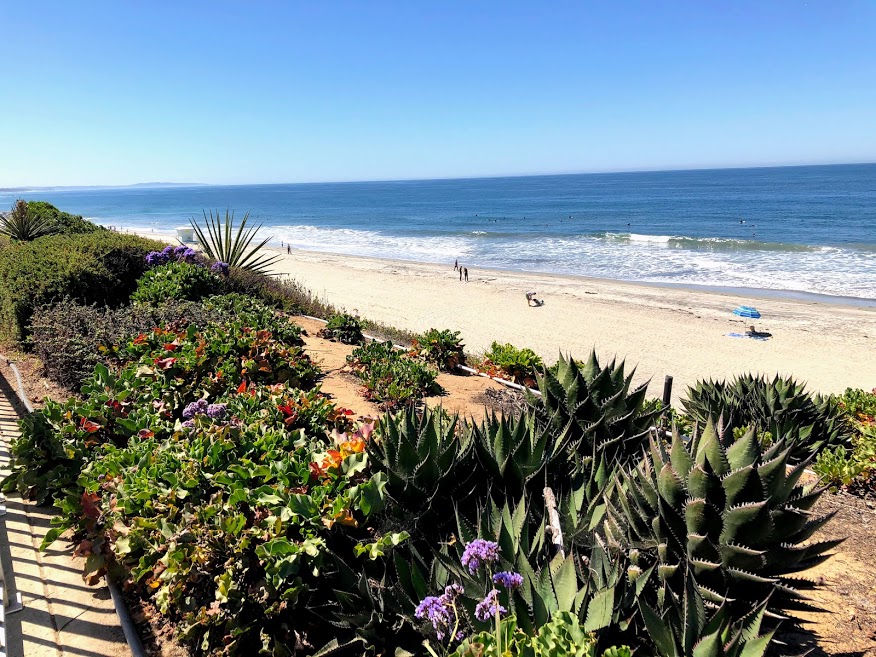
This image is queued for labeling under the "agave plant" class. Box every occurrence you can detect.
[682,373,852,461]
[471,412,568,498]
[531,352,659,468]
[604,420,840,616]
[189,209,282,275]
[639,568,775,657]
[0,199,56,241]
[367,405,476,528]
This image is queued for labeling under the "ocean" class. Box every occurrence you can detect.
[3,163,875,300]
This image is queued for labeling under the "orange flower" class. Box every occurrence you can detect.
[79,418,101,433]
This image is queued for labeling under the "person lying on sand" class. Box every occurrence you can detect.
[526,291,544,307]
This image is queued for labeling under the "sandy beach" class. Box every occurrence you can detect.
[267,247,876,404]
[130,229,876,404]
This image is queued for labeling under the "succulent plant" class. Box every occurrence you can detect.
[604,420,841,616]
[471,412,568,499]
[367,405,475,528]
[639,568,776,657]
[682,373,853,461]
[531,352,660,469]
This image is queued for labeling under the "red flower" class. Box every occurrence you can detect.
[79,418,101,433]
[237,380,248,394]
[154,357,176,370]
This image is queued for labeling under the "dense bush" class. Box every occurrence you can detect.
[0,231,163,343]
[132,261,223,305]
[29,299,226,391]
[479,341,543,385]
[412,328,466,371]
[3,319,320,503]
[814,388,876,493]
[347,340,440,409]
[26,201,105,234]
[223,266,338,317]
[318,312,365,344]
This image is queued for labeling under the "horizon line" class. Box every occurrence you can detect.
[3,159,875,192]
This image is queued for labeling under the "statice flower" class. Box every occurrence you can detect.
[181,419,195,428]
[178,247,197,262]
[145,251,162,266]
[161,245,175,257]
[206,403,227,419]
[492,571,523,590]
[474,589,507,622]
[182,399,209,419]
[173,245,188,257]
[461,539,500,573]
[415,596,451,636]
[211,261,230,275]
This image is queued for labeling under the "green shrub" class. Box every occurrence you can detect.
[479,342,543,385]
[412,328,466,371]
[201,293,304,345]
[132,261,223,305]
[222,267,338,318]
[837,387,876,423]
[449,612,606,657]
[28,299,225,391]
[0,231,164,344]
[347,340,440,409]
[26,201,104,234]
[4,317,320,504]
[318,312,365,344]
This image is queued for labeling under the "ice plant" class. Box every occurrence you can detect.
[460,539,499,573]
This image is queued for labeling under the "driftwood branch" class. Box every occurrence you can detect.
[543,486,565,559]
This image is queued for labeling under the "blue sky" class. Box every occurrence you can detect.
[1,1,874,186]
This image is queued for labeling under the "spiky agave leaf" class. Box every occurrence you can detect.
[682,373,853,462]
[608,419,841,617]
[530,351,659,471]
[0,199,56,241]
[190,209,282,275]
[367,405,476,533]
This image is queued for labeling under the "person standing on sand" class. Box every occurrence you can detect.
[459,267,463,281]
[464,267,469,282]
[287,245,291,254]
[454,259,458,270]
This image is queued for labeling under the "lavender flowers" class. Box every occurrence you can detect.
[145,244,198,266]
[415,584,464,640]
[492,571,523,590]
[461,539,500,573]
[210,261,230,275]
[474,589,507,622]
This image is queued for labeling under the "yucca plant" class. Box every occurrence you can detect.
[604,420,840,617]
[189,209,281,275]
[682,374,852,462]
[531,352,659,468]
[0,199,56,241]
[471,412,568,499]
[368,406,476,529]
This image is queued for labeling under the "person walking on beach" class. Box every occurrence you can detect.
[454,259,458,271]
[464,267,469,282]
[459,267,463,281]
[287,245,291,254]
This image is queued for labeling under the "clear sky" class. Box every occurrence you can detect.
[1,1,874,186]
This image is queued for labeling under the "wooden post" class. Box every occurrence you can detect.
[543,487,565,559]
[662,375,673,409]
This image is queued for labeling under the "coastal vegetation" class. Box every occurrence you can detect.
[0,202,872,656]
[190,209,282,274]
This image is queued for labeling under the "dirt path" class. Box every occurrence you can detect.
[779,492,876,655]
[296,316,514,420]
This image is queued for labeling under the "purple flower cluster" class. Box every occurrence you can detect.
[182,400,228,422]
[182,399,208,419]
[461,539,500,574]
[474,589,507,622]
[181,419,195,428]
[210,261,230,276]
[415,584,464,641]
[145,244,198,267]
[206,403,227,419]
[492,571,523,590]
